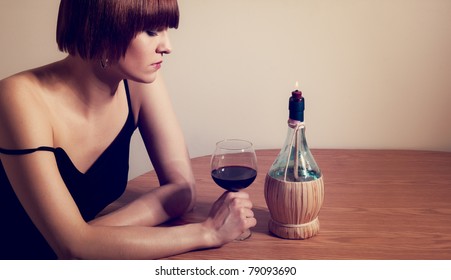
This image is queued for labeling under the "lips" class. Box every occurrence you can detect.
[151,61,163,69]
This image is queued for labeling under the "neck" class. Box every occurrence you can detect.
[57,55,122,108]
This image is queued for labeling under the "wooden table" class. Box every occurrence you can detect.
[106,149,451,259]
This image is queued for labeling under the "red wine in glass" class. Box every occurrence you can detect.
[211,165,257,192]
[210,139,257,240]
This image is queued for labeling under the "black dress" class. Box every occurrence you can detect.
[0,80,137,259]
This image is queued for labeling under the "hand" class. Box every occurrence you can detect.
[203,191,257,247]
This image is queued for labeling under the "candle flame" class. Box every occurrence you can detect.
[295,81,299,90]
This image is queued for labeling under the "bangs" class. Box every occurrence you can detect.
[140,0,180,31]
[109,0,180,59]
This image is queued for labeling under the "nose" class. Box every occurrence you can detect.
[157,30,172,55]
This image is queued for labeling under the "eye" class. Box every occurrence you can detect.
[145,30,158,37]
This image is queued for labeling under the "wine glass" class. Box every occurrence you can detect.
[210,139,258,240]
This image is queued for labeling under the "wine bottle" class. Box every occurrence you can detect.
[264,86,324,239]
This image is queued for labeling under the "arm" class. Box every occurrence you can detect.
[91,75,196,227]
[136,75,197,220]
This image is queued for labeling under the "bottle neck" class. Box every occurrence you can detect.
[286,118,307,153]
[288,118,304,129]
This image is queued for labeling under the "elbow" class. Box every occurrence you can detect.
[176,177,196,213]
[185,178,196,213]
[50,225,91,260]
[166,178,196,217]
[53,241,84,260]
[56,245,81,260]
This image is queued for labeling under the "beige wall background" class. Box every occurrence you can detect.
[1,0,450,179]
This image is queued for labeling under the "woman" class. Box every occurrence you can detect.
[0,0,256,259]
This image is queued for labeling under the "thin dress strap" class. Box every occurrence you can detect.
[123,79,133,113]
[0,146,57,155]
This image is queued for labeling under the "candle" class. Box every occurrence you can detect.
[289,81,305,122]
[291,81,302,99]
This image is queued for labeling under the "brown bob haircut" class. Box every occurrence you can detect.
[56,0,179,61]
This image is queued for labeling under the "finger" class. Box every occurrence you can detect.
[225,191,249,200]
[217,190,231,201]
[240,198,253,209]
[229,197,253,210]
[245,217,257,228]
[240,208,254,219]
[212,191,232,209]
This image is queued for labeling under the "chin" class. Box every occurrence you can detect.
[129,73,158,84]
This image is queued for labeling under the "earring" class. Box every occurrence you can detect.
[100,57,109,69]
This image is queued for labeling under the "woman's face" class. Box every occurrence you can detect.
[115,29,172,83]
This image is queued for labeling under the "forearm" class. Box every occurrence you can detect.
[65,222,213,260]
[92,181,195,227]
[59,191,254,260]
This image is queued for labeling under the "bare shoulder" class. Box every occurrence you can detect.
[127,75,171,106]
[0,72,53,149]
[0,72,36,96]
[0,72,43,122]
[0,70,47,100]
[126,74,168,99]
[126,74,171,120]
